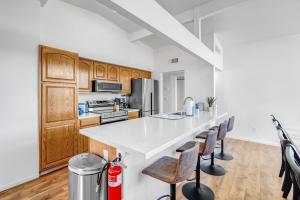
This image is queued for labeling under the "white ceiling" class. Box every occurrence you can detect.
[202,0,300,46]
[155,0,211,15]
[61,0,142,33]
[61,0,300,49]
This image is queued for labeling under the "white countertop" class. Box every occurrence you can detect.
[78,112,101,119]
[80,111,227,159]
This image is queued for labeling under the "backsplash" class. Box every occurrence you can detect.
[78,92,122,103]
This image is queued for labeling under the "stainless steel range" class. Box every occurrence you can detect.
[87,100,128,124]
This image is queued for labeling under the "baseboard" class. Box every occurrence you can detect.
[227,135,279,147]
[0,174,39,192]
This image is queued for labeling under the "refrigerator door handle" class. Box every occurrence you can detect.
[150,92,153,115]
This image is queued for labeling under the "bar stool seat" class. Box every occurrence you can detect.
[142,156,178,184]
[175,131,218,200]
[195,130,211,139]
[198,121,228,176]
[177,141,205,153]
[142,142,199,200]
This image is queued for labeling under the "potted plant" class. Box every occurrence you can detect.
[207,96,216,112]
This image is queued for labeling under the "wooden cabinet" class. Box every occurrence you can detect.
[131,69,141,79]
[128,111,139,120]
[40,82,77,171]
[78,117,100,154]
[131,69,151,79]
[41,122,77,169]
[40,46,78,83]
[119,67,132,94]
[78,59,93,92]
[140,71,151,79]
[40,45,79,172]
[93,61,107,80]
[107,64,120,81]
[41,83,77,123]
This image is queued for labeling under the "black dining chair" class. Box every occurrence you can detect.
[285,144,300,200]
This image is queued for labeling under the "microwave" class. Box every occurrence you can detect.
[93,80,122,92]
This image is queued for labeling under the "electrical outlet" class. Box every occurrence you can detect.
[103,150,109,161]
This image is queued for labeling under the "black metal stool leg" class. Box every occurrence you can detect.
[170,184,176,200]
[201,152,225,176]
[182,155,215,200]
[279,157,285,177]
[214,140,233,161]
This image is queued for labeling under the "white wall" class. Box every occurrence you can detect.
[219,35,300,145]
[154,45,214,113]
[40,0,154,71]
[0,0,40,191]
[0,0,155,191]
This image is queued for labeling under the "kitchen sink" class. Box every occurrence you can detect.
[169,112,186,116]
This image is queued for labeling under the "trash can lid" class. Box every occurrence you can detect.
[68,153,107,175]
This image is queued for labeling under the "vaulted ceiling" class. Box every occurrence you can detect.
[61,0,300,49]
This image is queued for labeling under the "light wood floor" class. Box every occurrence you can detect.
[0,139,290,200]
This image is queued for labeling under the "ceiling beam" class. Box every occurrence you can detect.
[128,9,194,42]
[129,29,152,42]
[128,0,248,41]
[97,0,217,67]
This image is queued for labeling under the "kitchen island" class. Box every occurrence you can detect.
[80,111,228,200]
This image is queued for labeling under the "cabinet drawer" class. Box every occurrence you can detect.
[128,111,139,120]
[80,117,100,128]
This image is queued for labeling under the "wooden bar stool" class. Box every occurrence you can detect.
[176,130,217,200]
[142,142,199,200]
[196,121,228,176]
[285,144,300,200]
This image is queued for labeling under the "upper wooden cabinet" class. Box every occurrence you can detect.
[40,46,78,83]
[131,69,141,79]
[120,68,132,94]
[107,64,120,81]
[131,69,151,79]
[140,71,151,79]
[41,83,77,124]
[93,61,107,80]
[78,59,93,92]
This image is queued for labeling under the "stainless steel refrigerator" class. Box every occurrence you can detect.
[129,78,159,117]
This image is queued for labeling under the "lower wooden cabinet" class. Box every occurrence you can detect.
[78,116,100,153]
[41,122,77,170]
[128,111,139,120]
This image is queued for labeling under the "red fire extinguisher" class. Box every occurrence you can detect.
[108,154,123,200]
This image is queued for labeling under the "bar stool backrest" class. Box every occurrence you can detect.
[217,121,228,141]
[175,142,199,183]
[227,116,235,132]
[285,145,300,189]
[202,131,218,156]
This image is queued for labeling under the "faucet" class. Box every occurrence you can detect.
[183,97,194,105]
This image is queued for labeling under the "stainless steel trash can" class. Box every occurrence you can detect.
[68,153,107,200]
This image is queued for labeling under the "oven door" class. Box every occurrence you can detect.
[93,80,122,92]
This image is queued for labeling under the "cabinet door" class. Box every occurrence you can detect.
[140,71,152,79]
[78,59,93,92]
[78,135,90,153]
[93,61,107,80]
[131,69,141,79]
[40,46,78,83]
[107,64,120,81]
[41,122,77,169]
[42,83,77,124]
[119,67,132,94]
